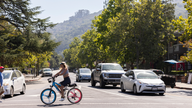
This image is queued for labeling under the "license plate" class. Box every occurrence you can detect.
[152,87,158,91]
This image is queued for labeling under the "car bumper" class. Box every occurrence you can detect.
[137,84,166,93]
[103,78,121,84]
[3,86,11,95]
[79,76,91,80]
[43,73,52,76]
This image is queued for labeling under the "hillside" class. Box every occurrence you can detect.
[48,1,188,55]
[47,10,102,55]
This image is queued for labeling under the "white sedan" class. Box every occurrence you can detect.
[3,69,26,97]
[120,69,166,95]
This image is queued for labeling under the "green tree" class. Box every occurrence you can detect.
[63,37,81,68]
[173,0,192,63]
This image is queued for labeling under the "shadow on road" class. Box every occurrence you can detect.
[3,93,24,99]
[118,91,164,96]
[37,103,74,107]
[166,90,192,96]
[88,85,120,89]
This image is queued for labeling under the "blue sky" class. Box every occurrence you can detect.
[30,0,106,23]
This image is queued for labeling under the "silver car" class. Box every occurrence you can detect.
[3,69,26,97]
[120,69,166,95]
[42,68,52,77]
[76,68,91,82]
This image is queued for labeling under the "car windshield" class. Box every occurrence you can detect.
[2,72,11,79]
[102,64,123,70]
[44,69,51,71]
[80,69,91,73]
[136,72,158,79]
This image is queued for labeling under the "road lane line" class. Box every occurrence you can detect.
[0,103,187,106]
[83,86,137,99]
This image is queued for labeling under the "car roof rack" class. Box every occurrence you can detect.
[4,68,18,70]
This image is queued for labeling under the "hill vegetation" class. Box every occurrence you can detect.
[48,0,188,55]
[47,10,102,55]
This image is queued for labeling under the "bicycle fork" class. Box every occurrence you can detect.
[48,85,54,97]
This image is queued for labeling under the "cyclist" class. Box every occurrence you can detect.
[54,62,71,101]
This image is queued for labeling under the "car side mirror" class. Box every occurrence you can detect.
[158,76,161,79]
[129,75,134,79]
[12,77,17,81]
[96,68,101,71]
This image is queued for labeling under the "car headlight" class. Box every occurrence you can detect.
[160,83,165,85]
[138,81,147,85]
[3,82,9,86]
[103,73,109,78]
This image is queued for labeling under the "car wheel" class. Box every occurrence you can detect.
[100,77,105,88]
[76,78,79,82]
[133,85,137,94]
[9,87,14,97]
[159,93,164,96]
[91,75,96,87]
[88,80,91,82]
[20,84,26,94]
[79,80,81,82]
[121,83,125,92]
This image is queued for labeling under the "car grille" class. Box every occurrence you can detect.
[108,74,122,78]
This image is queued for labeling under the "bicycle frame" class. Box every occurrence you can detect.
[48,77,62,97]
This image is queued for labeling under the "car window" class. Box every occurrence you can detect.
[125,72,129,77]
[129,71,135,78]
[137,72,158,79]
[11,72,17,80]
[44,69,52,71]
[102,64,123,70]
[80,69,91,73]
[15,71,21,77]
[97,65,101,69]
[2,72,11,79]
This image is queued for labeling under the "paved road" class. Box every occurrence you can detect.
[0,70,192,108]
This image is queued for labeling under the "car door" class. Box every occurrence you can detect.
[95,64,101,81]
[127,71,135,90]
[15,71,23,90]
[11,71,19,91]
[123,71,130,90]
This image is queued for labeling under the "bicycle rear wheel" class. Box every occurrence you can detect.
[67,88,82,104]
[40,88,56,105]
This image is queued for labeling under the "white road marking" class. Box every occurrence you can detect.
[0,103,187,106]
[83,86,137,99]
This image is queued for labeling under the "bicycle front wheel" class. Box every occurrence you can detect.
[40,88,56,105]
[67,88,82,104]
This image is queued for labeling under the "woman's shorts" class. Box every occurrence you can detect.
[60,77,71,86]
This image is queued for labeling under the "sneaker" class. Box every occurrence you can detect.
[59,98,65,101]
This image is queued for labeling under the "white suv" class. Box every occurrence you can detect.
[91,63,126,88]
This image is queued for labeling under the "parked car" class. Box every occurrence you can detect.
[149,69,164,75]
[42,68,52,77]
[150,69,175,88]
[120,69,166,95]
[2,69,26,97]
[91,63,126,88]
[76,68,91,82]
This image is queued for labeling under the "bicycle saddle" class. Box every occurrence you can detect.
[68,83,77,87]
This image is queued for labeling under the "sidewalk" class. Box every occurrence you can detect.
[175,82,192,90]
[24,74,42,82]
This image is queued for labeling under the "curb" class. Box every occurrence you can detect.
[174,86,192,90]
